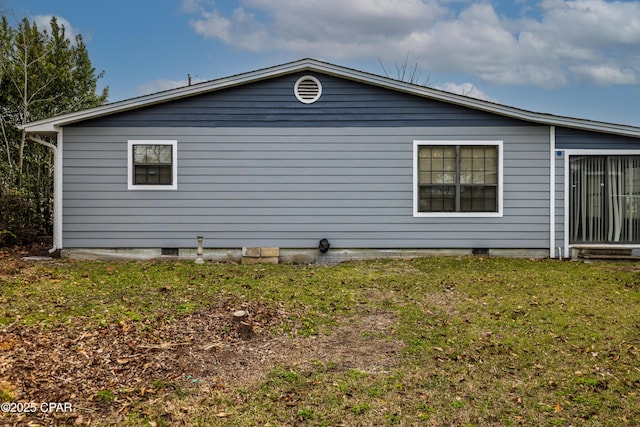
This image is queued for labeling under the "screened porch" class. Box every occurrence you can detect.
[570,155,640,244]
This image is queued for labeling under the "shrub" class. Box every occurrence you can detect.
[0,189,49,247]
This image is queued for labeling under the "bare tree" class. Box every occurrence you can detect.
[0,15,108,243]
[378,52,431,86]
[0,16,107,184]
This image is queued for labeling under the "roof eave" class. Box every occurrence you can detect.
[21,59,323,133]
[21,58,640,139]
[313,62,640,138]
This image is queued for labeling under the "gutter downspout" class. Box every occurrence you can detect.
[28,133,62,254]
[550,126,556,258]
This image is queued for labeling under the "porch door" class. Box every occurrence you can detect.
[570,156,640,243]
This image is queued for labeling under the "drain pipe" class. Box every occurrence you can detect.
[28,135,61,254]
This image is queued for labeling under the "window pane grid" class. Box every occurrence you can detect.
[419,185,456,212]
[418,144,498,213]
[418,146,457,184]
[460,185,497,212]
[132,144,173,186]
[134,165,173,185]
[460,146,497,185]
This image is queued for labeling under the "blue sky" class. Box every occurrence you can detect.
[4,0,640,126]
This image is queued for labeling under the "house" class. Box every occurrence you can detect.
[21,58,640,262]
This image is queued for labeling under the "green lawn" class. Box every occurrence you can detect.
[1,256,639,426]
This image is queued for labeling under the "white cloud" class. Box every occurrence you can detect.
[436,82,496,102]
[32,15,78,41]
[181,0,217,14]
[570,65,638,85]
[187,0,447,57]
[536,0,640,47]
[189,10,233,42]
[189,7,267,51]
[183,0,640,88]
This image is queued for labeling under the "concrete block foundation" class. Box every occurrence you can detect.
[60,247,550,263]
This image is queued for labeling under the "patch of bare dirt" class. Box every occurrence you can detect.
[0,295,401,425]
[0,241,53,259]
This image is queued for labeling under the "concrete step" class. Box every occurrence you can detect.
[573,246,640,261]
[580,254,640,260]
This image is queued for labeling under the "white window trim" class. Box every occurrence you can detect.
[127,140,178,190]
[413,140,504,218]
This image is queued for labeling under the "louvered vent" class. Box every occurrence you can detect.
[297,79,319,100]
[294,75,322,104]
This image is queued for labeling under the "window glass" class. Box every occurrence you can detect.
[417,144,498,213]
[134,146,171,185]
[130,142,176,188]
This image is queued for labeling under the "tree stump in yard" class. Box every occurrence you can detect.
[232,310,254,339]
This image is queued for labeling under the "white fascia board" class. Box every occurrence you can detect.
[20,59,321,133]
[20,58,640,139]
[304,61,640,138]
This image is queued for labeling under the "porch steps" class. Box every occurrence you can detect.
[573,246,640,261]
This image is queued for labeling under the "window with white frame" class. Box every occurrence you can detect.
[128,140,177,190]
[413,141,503,217]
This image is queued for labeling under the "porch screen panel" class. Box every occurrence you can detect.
[570,156,640,243]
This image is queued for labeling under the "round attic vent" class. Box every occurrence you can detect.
[294,75,322,104]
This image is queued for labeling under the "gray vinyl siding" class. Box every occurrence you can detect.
[62,126,550,249]
[556,127,640,149]
[71,73,530,128]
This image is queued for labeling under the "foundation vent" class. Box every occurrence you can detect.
[472,248,489,256]
[161,248,179,256]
